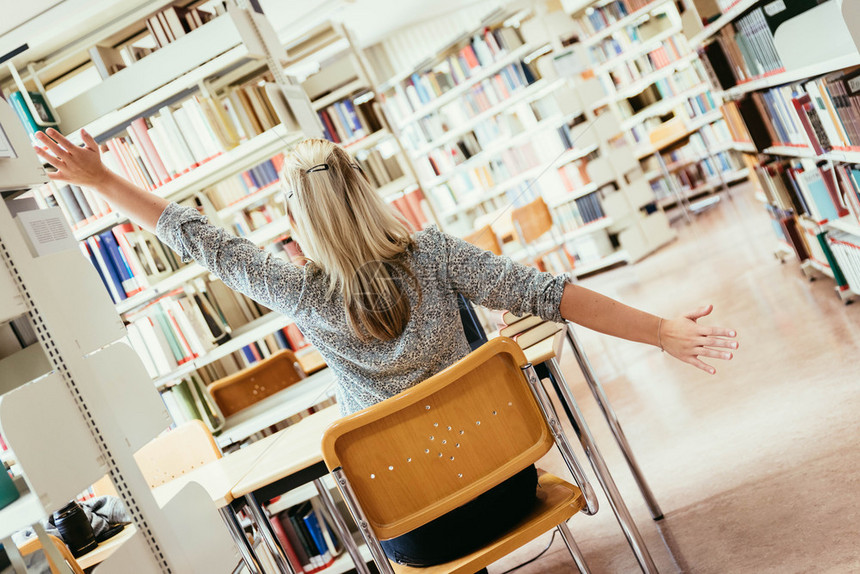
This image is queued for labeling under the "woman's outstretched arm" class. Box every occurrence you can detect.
[34,128,167,232]
[559,283,737,374]
[34,128,305,318]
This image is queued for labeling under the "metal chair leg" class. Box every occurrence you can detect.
[546,358,659,574]
[244,494,296,573]
[557,522,591,574]
[565,322,664,520]
[313,478,371,574]
[219,507,265,574]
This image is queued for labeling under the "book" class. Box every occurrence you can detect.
[512,322,563,349]
[8,91,56,140]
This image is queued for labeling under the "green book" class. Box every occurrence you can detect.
[8,91,56,140]
[171,379,203,422]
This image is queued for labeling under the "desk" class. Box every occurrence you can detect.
[216,368,336,448]
[76,524,137,569]
[517,328,660,574]
[151,424,296,574]
[230,406,370,574]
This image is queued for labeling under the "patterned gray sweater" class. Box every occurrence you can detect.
[156,203,569,415]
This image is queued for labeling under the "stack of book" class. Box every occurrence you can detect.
[38,182,112,230]
[270,497,344,574]
[385,25,526,123]
[720,100,754,144]
[318,93,383,145]
[353,147,406,190]
[698,8,784,90]
[589,30,682,70]
[390,188,431,232]
[575,191,607,224]
[827,231,860,294]
[497,312,563,348]
[160,376,221,430]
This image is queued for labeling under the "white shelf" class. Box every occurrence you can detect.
[827,217,860,238]
[312,79,368,111]
[377,175,416,198]
[688,0,760,48]
[547,183,600,208]
[217,182,284,219]
[553,144,600,169]
[593,26,682,74]
[621,84,709,129]
[660,168,747,205]
[0,491,45,540]
[411,78,565,157]
[823,149,860,164]
[394,43,539,127]
[573,249,629,277]
[635,109,724,158]
[716,54,860,100]
[595,53,697,106]
[342,129,391,154]
[581,0,674,48]
[73,126,303,241]
[422,112,573,188]
[762,146,817,159]
[731,141,756,153]
[153,312,293,389]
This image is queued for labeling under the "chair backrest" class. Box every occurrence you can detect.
[321,337,554,541]
[463,225,503,256]
[19,534,85,574]
[134,420,221,488]
[208,349,305,417]
[510,198,554,244]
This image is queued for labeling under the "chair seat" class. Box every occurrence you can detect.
[391,473,585,574]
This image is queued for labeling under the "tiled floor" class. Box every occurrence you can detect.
[488,184,860,573]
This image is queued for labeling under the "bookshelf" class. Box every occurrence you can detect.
[563,0,748,220]
[0,2,339,436]
[0,95,240,573]
[689,0,860,301]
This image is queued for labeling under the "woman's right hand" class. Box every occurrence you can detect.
[33,128,109,188]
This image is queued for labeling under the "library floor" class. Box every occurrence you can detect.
[487,183,860,574]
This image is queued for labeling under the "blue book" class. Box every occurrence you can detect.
[98,231,138,296]
[88,236,127,302]
[273,329,290,350]
[260,160,279,184]
[301,506,332,564]
[341,99,364,135]
[82,241,112,301]
[410,74,430,103]
[332,103,354,140]
[240,345,257,365]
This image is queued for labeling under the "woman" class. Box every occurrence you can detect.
[35,129,737,568]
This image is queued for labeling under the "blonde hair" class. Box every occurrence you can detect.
[282,138,420,342]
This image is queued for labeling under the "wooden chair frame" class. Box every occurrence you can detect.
[18,533,85,574]
[322,338,599,574]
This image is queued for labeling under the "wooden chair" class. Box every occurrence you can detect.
[321,337,598,574]
[463,225,503,256]
[134,420,221,488]
[208,349,306,418]
[18,534,85,574]
[510,198,575,272]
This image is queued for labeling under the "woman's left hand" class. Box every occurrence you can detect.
[660,305,737,374]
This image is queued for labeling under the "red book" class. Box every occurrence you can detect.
[319,109,340,144]
[403,188,429,228]
[129,118,171,184]
[391,196,419,232]
[269,515,305,572]
[819,164,850,218]
[460,45,480,69]
[283,324,310,350]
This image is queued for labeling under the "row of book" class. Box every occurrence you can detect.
[401,62,539,148]
[725,68,860,155]
[353,146,406,191]
[579,0,661,36]
[390,188,432,232]
[589,26,683,71]
[586,11,676,64]
[318,93,383,145]
[620,65,707,117]
[827,231,860,295]
[386,25,527,120]
[557,149,596,193]
[144,4,216,51]
[161,376,222,430]
[699,7,784,90]
[205,155,284,212]
[269,497,345,573]
[552,194,606,234]
[81,223,186,303]
[228,203,288,237]
[754,158,860,227]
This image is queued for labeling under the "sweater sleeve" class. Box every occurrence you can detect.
[155,202,305,317]
[431,226,569,323]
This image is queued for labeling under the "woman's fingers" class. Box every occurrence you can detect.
[45,128,76,152]
[695,347,733,361]
[35,132,69,160]
[700,325,737,338]
[33,144,63,167]
[685,304,713,322]
[686,356,716,375]
[81,129,99,152]
[699,336,738,349]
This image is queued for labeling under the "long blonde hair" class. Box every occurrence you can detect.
[282,138,419,341]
